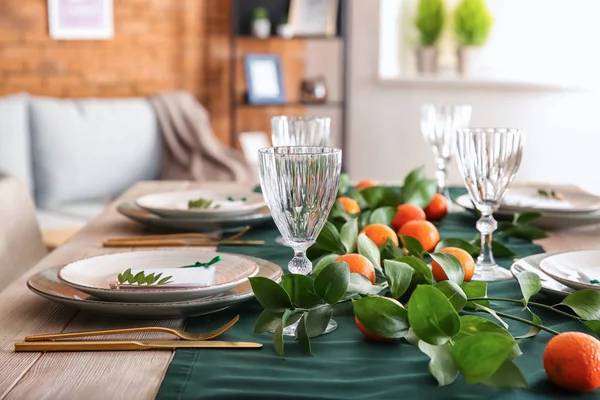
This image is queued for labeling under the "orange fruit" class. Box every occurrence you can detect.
[360,223,399,248]
[336,254,376,284]
[397,220,440,252]
[432,247,475,282]
[355,298,404,341]
[424,194,448,221]
[355,180,376,190]
[392,204,426,230]
[544,332,600,392]
[337,197,360,214]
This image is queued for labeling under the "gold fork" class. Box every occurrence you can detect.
[24,315,239,342]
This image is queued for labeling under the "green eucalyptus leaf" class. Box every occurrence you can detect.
[429,253,464,284]
[126,272,135,284]
[347,273,385,295]
[515,212,542,225]
[358,210,373,230]
[352,296,409,339]
[274,309,296,356]
[434,281,467,312]
[418,341,459,387]
[249,277,293,312]
[399,235,425,258]
[351,190,369,210]
[305,305,334,338]
[434,238,479,255]
[122,268,131,280]
[295,313,313,355]
[133,271,144,282]
[516,271,542,307]
[402,178,437,209]
[559,290,600,320]
[583,320,600,336]
[403,166,426,189]
[451,333,516,384]
[144,273,155,285]
[407,285,461,345]
[117,273,124,283]
[380,238,405,261]
[315,221,346,254]
[281,274,323,309]
[337,173,351,197]
[405,327,420,346]
[515,311,542,340]
[483,359,528,388]
[340,218,359,253]
[357,233,382,273]
[393,256,433,285]
[491,240,517,258]
[306,244,329,261]
[311,254,340,276]
[370,206,396,225]
[383,260,414,299]
[157,276,172,285]
[254,309,284,333]
[330,200,351,221]
[461,281,490,307]
[455,315,512,340]
[313,262,351,304]
[502,224,548,240]
[471,303,509,329]
[361,186,403,208]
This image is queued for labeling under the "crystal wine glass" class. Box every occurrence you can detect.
[456,128,524,281]
[271,116,332,245]
[421,104,472,200]
[258,146,342,336]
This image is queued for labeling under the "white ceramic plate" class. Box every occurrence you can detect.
[455,194,600,230]
[501,187,600,214]
[539,250,600,291]
[117,201,272,233]
[510,253,574,298]
[58,250,259,303]
[28,256,283,319]
[136,189,266,219]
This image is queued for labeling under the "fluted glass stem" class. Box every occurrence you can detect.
[435,158,450,199]
[476,213,497,268]
[289,248,312,275]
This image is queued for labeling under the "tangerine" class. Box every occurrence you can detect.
[392,204,426,230]
[432,247,475,282]
[355,180,377,190]
[360,223,399,248]
[335,254,376,284]
[544,332,600,392]
[337,197,361,214]
[397,220,440,252]
[424,194,448,221]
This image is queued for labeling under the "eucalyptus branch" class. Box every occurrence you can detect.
[476,309,560,336]
[468,297,579,321]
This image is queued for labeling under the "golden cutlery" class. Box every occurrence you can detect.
[25,315,239,342]
[15,340,262,352]
[104,226,251,244]
[102,239,264,247]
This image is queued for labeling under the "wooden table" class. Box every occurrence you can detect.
[0,182,599,400]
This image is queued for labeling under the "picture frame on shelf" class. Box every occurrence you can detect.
[288,0,339,37]
[48,0,114,40]
[244,54,286,105]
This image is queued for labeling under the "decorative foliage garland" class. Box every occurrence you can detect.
[249,167,600,389]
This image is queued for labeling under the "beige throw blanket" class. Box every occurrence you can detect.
[151,92,254,182]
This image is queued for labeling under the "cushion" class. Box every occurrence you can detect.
[0,93,33,192]
[30,97,162,209]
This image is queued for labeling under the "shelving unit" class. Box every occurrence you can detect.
[228,0,349,153]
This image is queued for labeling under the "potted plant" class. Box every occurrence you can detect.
[277,15,294,39]
[251,7,271,39]
[414,0,445,74]
[453,0,493,75]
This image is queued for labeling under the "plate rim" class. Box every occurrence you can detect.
[509,252,574,297]
[538,249,600,291]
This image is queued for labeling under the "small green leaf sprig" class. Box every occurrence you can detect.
[188,198,220,209]
[117,269,172,286]
[227,196,248,202]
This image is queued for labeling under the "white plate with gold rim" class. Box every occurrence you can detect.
[58,250,259,303]
[136,189,266,219]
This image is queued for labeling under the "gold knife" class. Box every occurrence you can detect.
[14,340,262,352]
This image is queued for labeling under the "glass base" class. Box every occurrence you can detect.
[271,319,338,337]
[472,264,513,281]
[275,236,289,246]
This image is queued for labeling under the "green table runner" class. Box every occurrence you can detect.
[156,190,592,400]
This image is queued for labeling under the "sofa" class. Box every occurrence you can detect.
[0,93,163,233]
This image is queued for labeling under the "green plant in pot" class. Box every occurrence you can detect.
[414,0,445,74]
[453,0,493,75]
[251,7,271,39]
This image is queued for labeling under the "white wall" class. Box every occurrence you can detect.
[347,0,600,194]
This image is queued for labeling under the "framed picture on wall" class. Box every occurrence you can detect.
[244,54,286,105]
[289,0,339,37]
[48,0,114,40]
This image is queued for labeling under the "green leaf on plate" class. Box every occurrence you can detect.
[483,359,528,388]
[400,235,425,258]
[435,280,467,312]
[559,290,600,320]
[383,259,414,299]
[380,238,405,261]
[418,341,459,387]
[281,274,323,309]
[352,296,409,339]
[295,313,313,355]
[254,309,284,333]
[516,270,542,307]
[305,304,334,338]
[313,262,350,305]
[461,281,490,307]
[393,256,433,285]
[515,212,542,225]
[515,311,542,340]
[315,221,346,254]
[311,254,340,276]
[357,233,382,273]
[248,277,293,312]
[407,285,461,345]
[340,218,359,253]
[369,206,396,225]
[429,252,464,284]
[434,238,479,255]
[347,273,385,295]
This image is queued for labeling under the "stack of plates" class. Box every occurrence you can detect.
[28,250,283,319]
[118,189,272,233]
[455,187,600,230]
